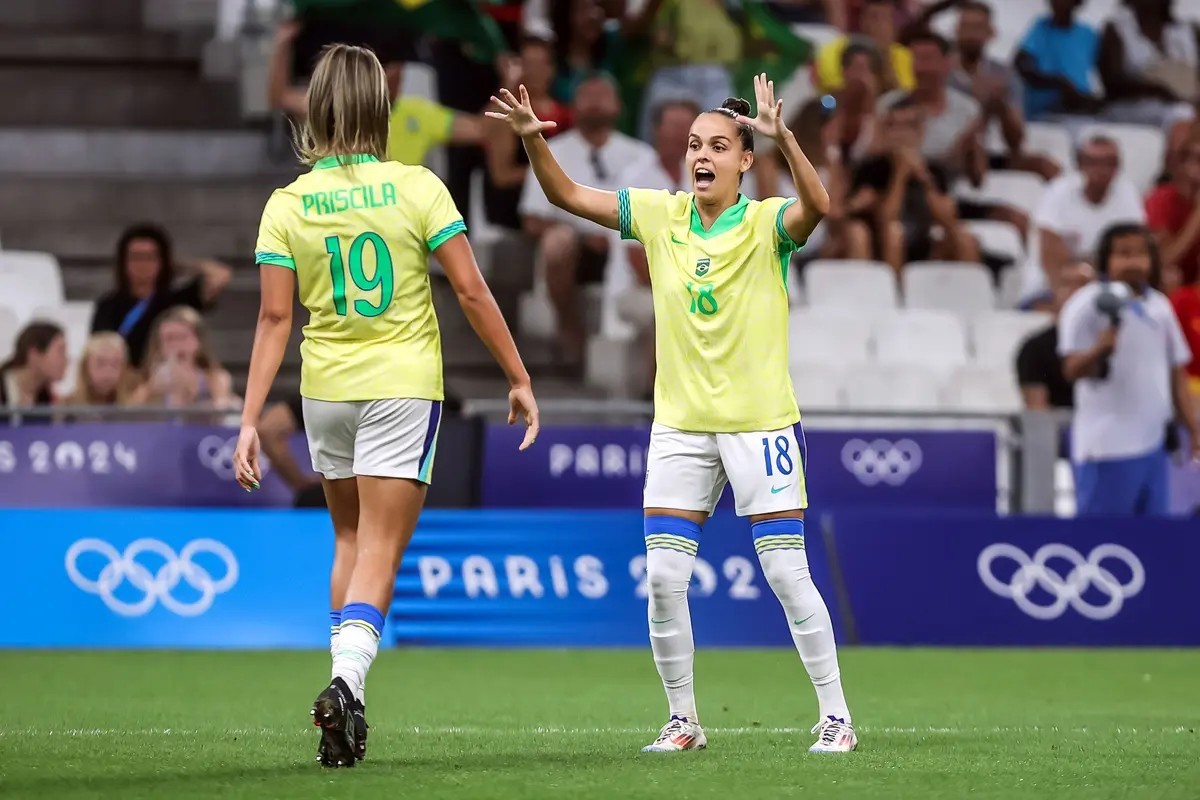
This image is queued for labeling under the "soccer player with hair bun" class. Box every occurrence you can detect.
[234,43,539,768]
[490,74,857,754]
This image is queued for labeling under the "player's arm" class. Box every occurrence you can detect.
[488,86,620,230]
[241,265,294,428]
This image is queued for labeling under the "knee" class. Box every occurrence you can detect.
[646,559,690,604]
[759,556,811,590]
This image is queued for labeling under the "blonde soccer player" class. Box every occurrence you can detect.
[489,75,857,754]
[233,44,539,768]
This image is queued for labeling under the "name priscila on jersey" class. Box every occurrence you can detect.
[302,182,398,217]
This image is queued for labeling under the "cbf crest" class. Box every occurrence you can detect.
[694,257,711,277]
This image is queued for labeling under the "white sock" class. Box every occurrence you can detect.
[646,547,698,722]
[756,533,850,723]
[332,621,379,703]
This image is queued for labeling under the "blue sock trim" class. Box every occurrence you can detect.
[644,515,702,543]
[340,602,385,636]
[329,609,342,628]
[751,518,805,540]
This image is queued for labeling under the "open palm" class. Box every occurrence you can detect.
[734,73,788,142]
[486,85,557,138]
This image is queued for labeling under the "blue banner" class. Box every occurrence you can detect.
[481,423,998,511]
[829,511,1200,646]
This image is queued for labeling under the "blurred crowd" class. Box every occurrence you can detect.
[4,0,1200,427]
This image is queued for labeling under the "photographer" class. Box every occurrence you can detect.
[1059,223,1200,515]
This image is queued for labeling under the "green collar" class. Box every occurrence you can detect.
[690,193,749,239]
[313,154,380,170]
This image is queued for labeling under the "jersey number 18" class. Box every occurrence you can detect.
[325,232,394,317]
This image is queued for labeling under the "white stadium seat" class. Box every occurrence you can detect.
[941,364,1023,414]
[32,301,95,359]
[971,310,1053,367]
[1021,122,1075,169]
[903,262,996,316]
[804,260,898,310]
[843,363,943,412]
[790,361,845,411]
[873,310,969,374]
[966,219,1026,264]
[997,266,1024,310]
[0,250,64,318]
[955,170,1047,212]
[788,309,873,366]
[1077,122,1164,194]
[790,23,841,49]
[0,306,19,362]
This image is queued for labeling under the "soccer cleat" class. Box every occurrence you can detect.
[808,715,858,753]
[351,698,368,761]
[310,677,358,768]
[640,715,707,752]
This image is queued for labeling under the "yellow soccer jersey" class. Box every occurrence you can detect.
[255,154,465,402]
[388,96,454,166]
[617,189,802,433]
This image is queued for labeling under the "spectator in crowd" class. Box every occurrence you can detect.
[1032,136,1146,296]
[258,397,326,508]
[485,36,573,232]
[550,0,621,104]
[1098,0,1198,131]
[815,0,914,94]
[633,0,741,142]
[763,0,845,29]
[91,223,231,368]
[1016,0,1104,128]
[1169,264,1200,403]
[67,333,137,408]
[267,19,486,167]
[0,321,67,418]
[845,97,979,273]
[1017,260,1095,410]
[520,74,660,368]
[1060,224,1199,516]
[128,306,240,412]
[1147,132,1200,286]
[946,0,1060,179]
[615,98,697,396]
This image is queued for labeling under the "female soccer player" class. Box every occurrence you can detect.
[233,44,539,768]
[489,74,856,753]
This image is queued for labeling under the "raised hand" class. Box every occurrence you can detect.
[486,85,557,138]
[734,73,789,143]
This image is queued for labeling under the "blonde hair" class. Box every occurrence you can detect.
[143,306,221,375]
[69,332,136,405]
[294,43,391,166]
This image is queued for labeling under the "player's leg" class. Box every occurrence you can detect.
[639,424,725,753]
[719,424,856,753]
[320,476,366,762]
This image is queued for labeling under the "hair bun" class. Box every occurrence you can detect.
[721,97,751,117]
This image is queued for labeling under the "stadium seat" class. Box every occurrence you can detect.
[873,310,969,374]
[0,306,19,362]
[790,23,841,49]
[0,251,65,318]
[1021,122,1075,169]
[1078,122,1164,193]
[788,309,873,366]
[804,260,898,310]
[954,171,1047,212]
[971,309,1053,367]
[789,361,845,410]
[401,62,438,101]
[32,301,95,359]
[966,219,1026,265]
[941,364,1023,414]
[843,363,943,412]
[903,262,996,316]
[997,266,1025,310]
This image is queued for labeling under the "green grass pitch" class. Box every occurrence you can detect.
[1,649,1197,799]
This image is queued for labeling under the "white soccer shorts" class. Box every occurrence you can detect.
[643,422,809,517]
[302,397,442,482]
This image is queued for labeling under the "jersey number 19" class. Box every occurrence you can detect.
[325,232,394,317]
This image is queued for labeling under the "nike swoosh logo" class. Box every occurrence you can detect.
[794,613,816,626]
[670,234,687,246]
[650,618,674,624]
[770,484,792,495]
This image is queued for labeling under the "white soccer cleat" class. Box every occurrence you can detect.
[808,715,858,753]
[640,715,707,752]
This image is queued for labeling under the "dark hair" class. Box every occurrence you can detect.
[521,34,555,53]
[863,0,896,6]
[115,223,174,297]
[841,41,884,73]
[551,0,608,79]
[1,321,64,373]
[706,97,755,152]
[1075,134,1120,166]
[653,98,701,129]
[907,29,951,54]
[959,0,992,18]
[1096,223,1162,289]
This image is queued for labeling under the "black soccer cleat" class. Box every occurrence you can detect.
[351,698,368,761]
[310,677,358,768]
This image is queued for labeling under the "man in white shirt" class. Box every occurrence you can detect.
[1059,223,1200,516]
[1030,136,1146,299]
[520,74,662,367]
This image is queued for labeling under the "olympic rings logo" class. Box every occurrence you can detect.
[65,538,239,617]
[840,438,923,486]
[977,543,1144,621]
[198,435,269,481]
